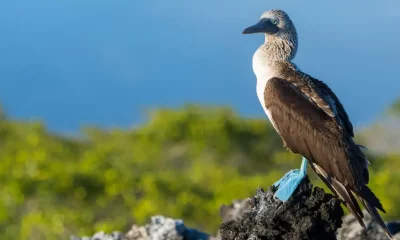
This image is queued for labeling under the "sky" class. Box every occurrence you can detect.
[0,0,399,133]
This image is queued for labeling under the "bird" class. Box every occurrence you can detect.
[242,9,393,239]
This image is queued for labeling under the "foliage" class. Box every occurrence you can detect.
[388,99,400,116]
[0,104,399,239]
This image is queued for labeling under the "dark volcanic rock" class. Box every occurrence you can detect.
[219,177,344,240]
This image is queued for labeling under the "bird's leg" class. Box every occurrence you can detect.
[273,157,308,202]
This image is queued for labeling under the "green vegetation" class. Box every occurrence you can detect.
[0,104,399,239]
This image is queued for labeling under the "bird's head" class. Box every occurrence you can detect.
[243,9,295,36]
[243,9,298,60]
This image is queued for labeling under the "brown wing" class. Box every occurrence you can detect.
[264,77,365,189]
[279,63,354,137]
[264,77,393,239]
[313,78,354,137]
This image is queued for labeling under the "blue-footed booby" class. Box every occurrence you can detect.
[243,9,393,239]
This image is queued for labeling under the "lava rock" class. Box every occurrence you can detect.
[140,215,208,240]
[70,231,123,240]
[388,222,400,237]
[72,216,210,240]
[220,199,252,223]
[219,177,344,240]
[338,210,400,240]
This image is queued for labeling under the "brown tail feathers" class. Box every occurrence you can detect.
[311,162,393,239]
[355,185,393,240]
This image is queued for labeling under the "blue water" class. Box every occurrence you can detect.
[0,0,399,132]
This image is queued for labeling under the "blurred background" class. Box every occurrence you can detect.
[0,0,399,239]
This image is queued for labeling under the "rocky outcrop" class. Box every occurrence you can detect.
[70,216,210,240]
[219,177,343,240]
[71,177,400,240]
[338,210,400,240]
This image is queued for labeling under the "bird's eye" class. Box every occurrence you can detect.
[271,19,279,25]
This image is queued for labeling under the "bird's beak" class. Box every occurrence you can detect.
[242,19,279,35]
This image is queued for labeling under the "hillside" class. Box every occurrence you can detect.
[0,104,399,239]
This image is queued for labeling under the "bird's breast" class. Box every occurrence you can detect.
[252,49,276,116]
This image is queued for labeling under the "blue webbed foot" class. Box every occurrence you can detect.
[273,157,308,202]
